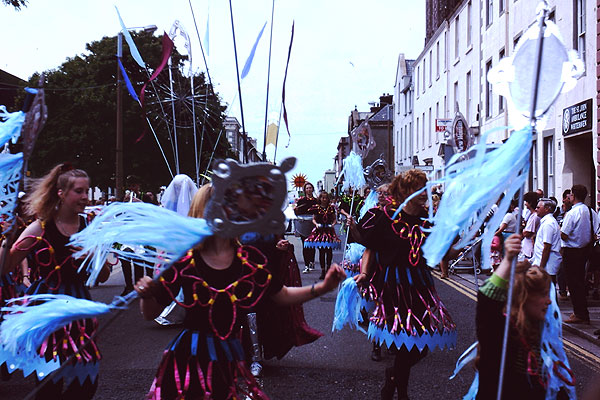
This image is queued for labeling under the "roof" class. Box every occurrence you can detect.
[369,104,393,123]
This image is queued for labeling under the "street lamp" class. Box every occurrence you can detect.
[116,24,157,200]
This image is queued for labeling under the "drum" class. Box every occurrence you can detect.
[294,215,314,238]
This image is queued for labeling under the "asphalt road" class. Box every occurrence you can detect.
[1,233,598,399]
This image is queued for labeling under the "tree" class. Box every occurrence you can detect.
[2,0,27,9]
[19,32,233,194]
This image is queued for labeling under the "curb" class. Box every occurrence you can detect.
[562,322,600,347]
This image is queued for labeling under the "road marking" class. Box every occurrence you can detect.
[433,270,600,370]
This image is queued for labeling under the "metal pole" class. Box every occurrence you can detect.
[496,5,547,400]
[167,57,180,174]
[262,0,276,160]
[228,0,248,163]
[116,33,124,200]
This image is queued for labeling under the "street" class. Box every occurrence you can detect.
[1,233,599,399]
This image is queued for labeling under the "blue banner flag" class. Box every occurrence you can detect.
[241,22,267,79]
[117,58,140,102]
[115,6,146,69]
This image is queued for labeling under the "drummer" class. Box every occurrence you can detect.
[294,182,318,273]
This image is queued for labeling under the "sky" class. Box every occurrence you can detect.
[1,0,425,186]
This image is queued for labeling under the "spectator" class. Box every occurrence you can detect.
[536,188,544,197]
[560,185,599,324]
[495,199,518,240]
[531,198,562,282]
[521,191,541,260]
[556,190,572,299]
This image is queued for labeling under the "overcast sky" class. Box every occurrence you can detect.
[1,0,425,185]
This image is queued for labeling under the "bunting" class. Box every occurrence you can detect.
[117,58,140,102]
[137,33,175,142]
[115,7,146,69]
[265,122,278,146]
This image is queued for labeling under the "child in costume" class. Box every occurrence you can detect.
[474,234,574,399]
[354,169,456,399]
[304,191,341,279]
[0,164,110,399]
[134,184,346,400]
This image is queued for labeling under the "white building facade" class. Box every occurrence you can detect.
[396,0,597,204]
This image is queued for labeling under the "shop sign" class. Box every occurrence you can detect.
[562,98,592,136]
[435,118,453,132]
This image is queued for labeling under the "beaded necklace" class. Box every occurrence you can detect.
[159,245,272,340]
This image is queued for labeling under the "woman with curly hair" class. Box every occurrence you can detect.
[354,169,456,399]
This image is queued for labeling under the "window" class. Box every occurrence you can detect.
[544,136,554,196]
[409,122,413,156]
[436,41,440,77]
[416,66,420,95]
[466,71,472,121]
[444,32,447,69]
[416,118,419,152]
[422,112,425,150]
[529,140,538,191]
[499,0,504,15]
[422,59,426,92]
[428,108,432,146]
[575,0,586,62]
[487,0,493,26]
[404,92,407,115]
[454,81,459,113]
[429,50,432,85]
[467,2,472,47]
[513,33,522,52]
[454,16,460,59]
[499,49,505,112]
[436,102,440,143]
[486,60,493,118]
[401,127,405,160]
[443,95,447,118]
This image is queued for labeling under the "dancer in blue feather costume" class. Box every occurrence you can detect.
[0,164,111,399]
[353,169,456,399]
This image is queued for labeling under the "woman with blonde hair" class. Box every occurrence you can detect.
[475,234,559,399]
[134,184,346,399]
[1,163,109,399]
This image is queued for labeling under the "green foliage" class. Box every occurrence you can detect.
[20,32,232,193]
[2,0,27,10]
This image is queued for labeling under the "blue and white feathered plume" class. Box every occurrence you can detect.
[332,277,365,333]
[338,151,366,191]
[0,106,25,148]
[358,189,378,220]
[70,202,213,285]
[419,127,532,270]
[344,243,366,265]
[0,294,123,359]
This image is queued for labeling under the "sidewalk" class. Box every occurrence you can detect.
[558,294,600,346]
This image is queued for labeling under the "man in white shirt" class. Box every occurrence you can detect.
[521,192,541,260]
[560,185,600,324]
[531,199,561,277]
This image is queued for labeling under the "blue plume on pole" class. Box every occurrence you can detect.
[332,277,366,333]
[338,151,366,191]
[0,107,25,147]
[241,21,267,79]
[343,243,366,265]
[358,190,378,220]
[0,295,117,357]
[420,127,532,270]
[70,202,213,285]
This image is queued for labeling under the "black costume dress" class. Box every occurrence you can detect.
[0,217,100,399]
[147,245,283,400]
[304,205,341,249]
[356,203,456,351]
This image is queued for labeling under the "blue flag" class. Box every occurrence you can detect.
[118,58,140,102]
[241,22,267,79]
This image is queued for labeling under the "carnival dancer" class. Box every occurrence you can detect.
[0,164,110,399]
[304,191,341,279]
[474,234,573,399]
[354,169,456,399]
[134,184,346,400]
[294,182,318,273]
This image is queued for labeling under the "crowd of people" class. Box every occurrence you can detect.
[0,161,598,399]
